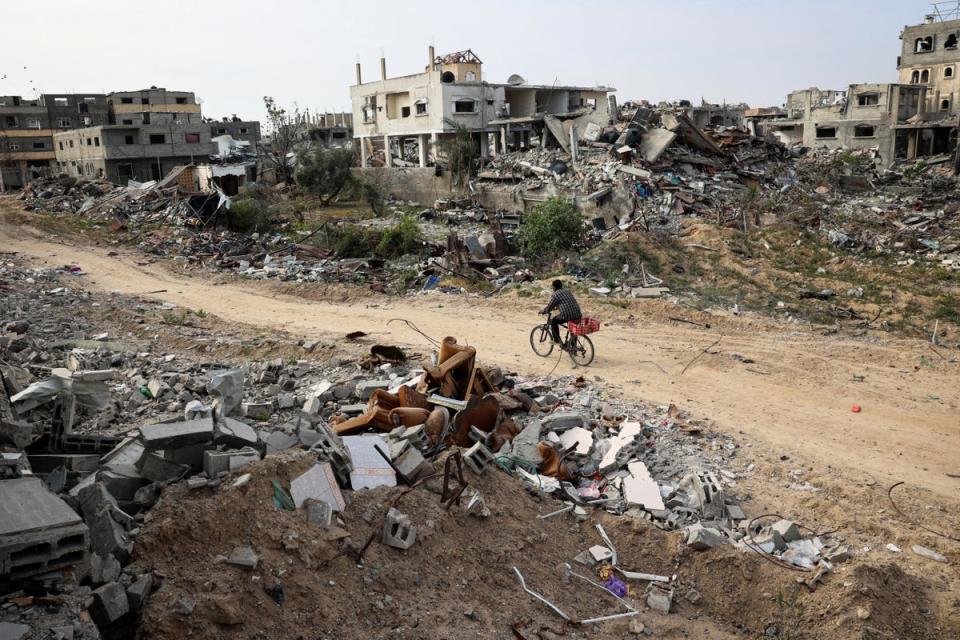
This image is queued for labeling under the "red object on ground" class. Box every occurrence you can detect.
[851,405,862,413]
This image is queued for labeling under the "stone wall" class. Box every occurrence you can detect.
[352,167,456,205]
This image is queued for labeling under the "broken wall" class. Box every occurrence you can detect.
[353,166,455,205]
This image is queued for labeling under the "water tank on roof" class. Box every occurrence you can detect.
[507,74,525,86]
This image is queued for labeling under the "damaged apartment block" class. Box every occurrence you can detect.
[350,46,615,169]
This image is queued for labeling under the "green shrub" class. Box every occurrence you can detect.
[334,225,379,258]
[228,197,272,233]
[376,215,422,258]
[516,197,584,260]
[295,147,356,204]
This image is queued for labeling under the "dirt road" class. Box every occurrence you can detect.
[3,213,958,498]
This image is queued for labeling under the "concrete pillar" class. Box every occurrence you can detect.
[500,125,509,152]
[360,137,368,168]
[907,130,918,159]
[384,135,392,167]
[418,134,427,168]
[430,131,438,160]
[479,132,489,161]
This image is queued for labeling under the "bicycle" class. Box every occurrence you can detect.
[529,311,598,367]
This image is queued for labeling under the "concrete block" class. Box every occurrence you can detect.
[203,448,258,477]
[463,442,495,475]
[78,483,118,522]
[0,623,30,640]
[214,417,258,448]
[725,504,747,522]
[304,498,332,528]
[90,582,129,626]
[138,452,189,483]
[393,445,432,482]
[751,529,785,553]
[126,573,154,612]
[225,546,258,570]
[598,421,642,474]
[645,583,673,613]
[88,509,128,562]
[0,477,89,579]
[186,477,207,490]
[208,368,244,416]
[770,519,800,543]
[302,395,322,415]
[162,443,209,469]
[356,380,389,400]
[290,462,345,511]
[147,378,169,401]
[401,425,429,450]
[541,411,584,432]
[139,418,213,452]
[685,523,728,550]
[89,552,121,586]
[511,420,544,465]
[241,402,273,421]
[382,508,416,550]
[588,545,613,562]
[277,394,296,410]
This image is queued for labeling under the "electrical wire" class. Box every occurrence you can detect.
[387,317,442,349]
[888,481,960,543]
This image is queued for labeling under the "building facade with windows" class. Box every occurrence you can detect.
[898,14,960,113]
[350,47,614,167]
[0,94,107,190]
[53,89,212,183]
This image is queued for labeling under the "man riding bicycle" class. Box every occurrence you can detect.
[541,280,582,345]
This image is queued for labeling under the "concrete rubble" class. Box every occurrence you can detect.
[0,256,857,638]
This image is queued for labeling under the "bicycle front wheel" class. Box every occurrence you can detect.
[530,324,554,357]
[567,334,595,367]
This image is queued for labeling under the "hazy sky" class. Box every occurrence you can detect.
[0,0,944,124]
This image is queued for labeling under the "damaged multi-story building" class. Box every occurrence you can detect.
[747,8,960,167]
[350,47,615,167]
[0,94,108,190]
[52,88,256,185]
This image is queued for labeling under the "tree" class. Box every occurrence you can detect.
[295,147,355,205]
[439,121,476,190]
[262,96,300,185]
[516,197,585,260]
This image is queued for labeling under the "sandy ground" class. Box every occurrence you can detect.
[2,211,958,502]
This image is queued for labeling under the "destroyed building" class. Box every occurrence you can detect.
[52,89,214,184]
[751,84,928,165]
[209,116,262,149]
[745,9,960,167]
[0,94,109,190]
[350,46,615,167]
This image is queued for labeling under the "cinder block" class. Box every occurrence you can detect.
[126,573,154,612]
[393,445,432,483]
[139,418,213,451]
[304,499,332,528]
[381,508,416,550]
[463,442,495,475]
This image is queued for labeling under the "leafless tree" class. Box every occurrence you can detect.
[262,96,301,185]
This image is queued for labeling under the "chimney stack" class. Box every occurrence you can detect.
[429,45,435,70]
[380,56,387,81]
[355,62,362,85]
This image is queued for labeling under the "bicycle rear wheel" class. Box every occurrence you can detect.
[529,324,554,357]
[567,334,595,367]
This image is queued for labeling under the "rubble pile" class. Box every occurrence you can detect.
[479,107,793,238]
[1,251,849,638]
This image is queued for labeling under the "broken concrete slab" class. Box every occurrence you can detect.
[511,420,544,466]
[541,411,584,432]
[623,461,665,511]
[599,421,642,474]
[89,582,129,627]
[558,427,593,456]
[137,452,189,483]
[343,435,396,491]
[0,622,30,640]
[639,128,677,163]
[241,402,273,421]
[208,369,244,417]
[356,380,390,400]
[290,462,345,511]
[139,417,214,452]
[214,417,258,448]
[126,573,154,612]
[770,519,801,543]
[263,430,298,454]
[912,545,948,564]
[89,552,121,586]
[225,546,258,570]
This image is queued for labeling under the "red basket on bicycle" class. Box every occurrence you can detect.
[568,317,601,336]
